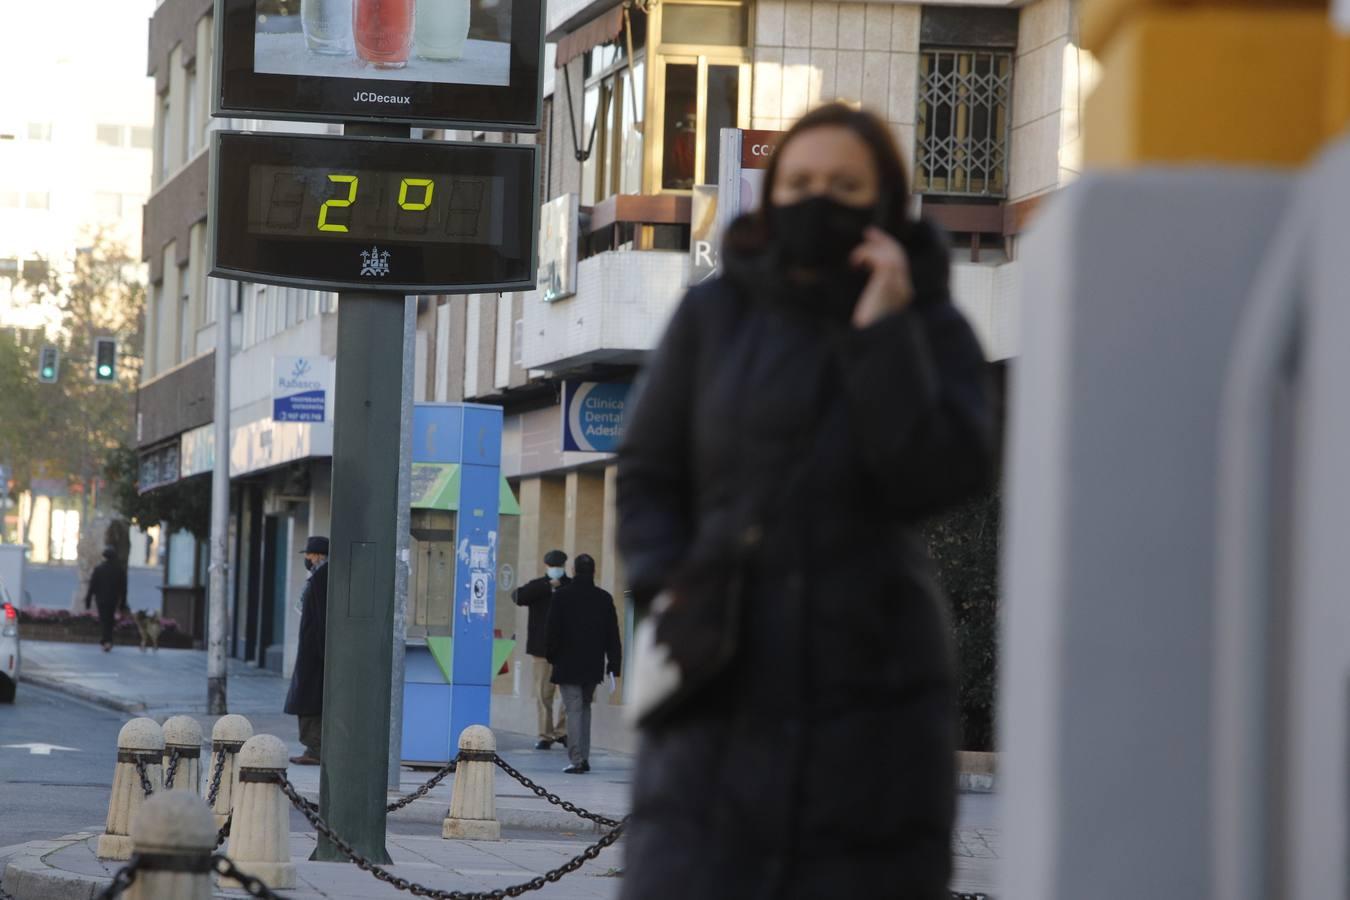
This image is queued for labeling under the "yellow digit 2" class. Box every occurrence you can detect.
[398,178,434,211]
[317,174,359,232]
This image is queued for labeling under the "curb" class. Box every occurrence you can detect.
[0,834,108,900]
[19,674,148,715]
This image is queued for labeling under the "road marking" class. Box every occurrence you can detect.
[3,743,79,756]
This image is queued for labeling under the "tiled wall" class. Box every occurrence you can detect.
[1010,0,1098,201]
[752,1,920,166]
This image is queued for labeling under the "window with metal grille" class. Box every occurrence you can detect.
[915,49,1012,198]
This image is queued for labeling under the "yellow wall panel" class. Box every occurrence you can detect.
[1082,0,1327,55]
[1084,9,1330,167]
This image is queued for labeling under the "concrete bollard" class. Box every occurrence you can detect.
[98,718,165,860]
[125,791,216,900]
[221,734,295,890]
[206,714,252,829]
[442,725,500,841]
[162,716,203,794]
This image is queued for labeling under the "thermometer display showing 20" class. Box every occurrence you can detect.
[247,165,503,244]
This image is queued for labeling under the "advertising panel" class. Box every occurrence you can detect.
[273,356,333,422]
[215,0,544,130]
[537,193,578,302]
[561,381,630,453]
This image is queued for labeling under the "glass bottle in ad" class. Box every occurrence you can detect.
[354,0,414,68]
[302,0,353,54]
[415,0,471,61]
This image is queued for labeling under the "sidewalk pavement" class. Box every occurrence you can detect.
[8,641,1000,897]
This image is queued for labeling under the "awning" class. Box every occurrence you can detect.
[555,4,625,67]
[411,463,522,515]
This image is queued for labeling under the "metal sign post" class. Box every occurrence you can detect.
[313,123,406,865]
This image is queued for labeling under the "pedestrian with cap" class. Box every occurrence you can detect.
[546,554,622,774]
[513,549,570,750]
[85,547,128,652]
[284,535,329,765]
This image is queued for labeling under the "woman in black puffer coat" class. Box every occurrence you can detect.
[616,103,994,899]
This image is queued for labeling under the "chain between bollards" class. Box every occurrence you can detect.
[387,759,457,812]
[276,771,625,899]
[206,750,227,807]
[132,758,155,798]
[93,854,143,899]
[163,748,182,791]
[213,854,292,899]
[489,755,622,829]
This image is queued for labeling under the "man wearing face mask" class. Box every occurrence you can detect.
[284,536,329,766]
[513,549,570,750]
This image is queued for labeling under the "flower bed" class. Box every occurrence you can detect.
[15,608,195,649]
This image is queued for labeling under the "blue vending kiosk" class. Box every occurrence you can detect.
[402,403,519,765]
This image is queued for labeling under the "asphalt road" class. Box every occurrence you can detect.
[22,563,163,612]
[0,682,124,847]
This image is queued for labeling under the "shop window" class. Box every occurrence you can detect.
[651,0,749,192]
[96,123,123,146]
[579,41,646,205]
[915,48,1013,197]
[656,57,747,190]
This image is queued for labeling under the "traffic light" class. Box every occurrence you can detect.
[37,346,59,383]
[94,337,117,383]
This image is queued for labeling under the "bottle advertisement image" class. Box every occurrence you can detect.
[254,0,507,85]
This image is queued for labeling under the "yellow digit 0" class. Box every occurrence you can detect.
[398,178,434,211]
[317,174,359,233]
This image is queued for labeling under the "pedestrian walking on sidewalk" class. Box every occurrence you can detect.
[617,103,994,899]
[545,554,621,774]
[84,547,128,652]
[284,536,329,766]
[514,549,570,750]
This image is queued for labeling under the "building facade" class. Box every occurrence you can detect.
[136,0,1090,742]
[431,0,1093,746]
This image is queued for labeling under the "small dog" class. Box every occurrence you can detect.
[133,611,162,652]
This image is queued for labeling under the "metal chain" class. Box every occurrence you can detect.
[163,747,182,791]
[277,774,624,899]
[490,756,622,829]
[133,758,155,798]
[212,855,292,898]
[94,855,142,899]
[206,751,227,806]
[386,760,457,813]
[216,813,232,850]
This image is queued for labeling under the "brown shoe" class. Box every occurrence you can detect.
[289,754,320,766]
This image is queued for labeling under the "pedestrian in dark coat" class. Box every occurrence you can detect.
[545,555,622,774]
[284,535,329,765]
[84,548,128,652]
[616,104,994,899]
[513,549,571,749]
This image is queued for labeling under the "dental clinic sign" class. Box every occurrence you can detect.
[273,356,333,423]
[562,381,631,453]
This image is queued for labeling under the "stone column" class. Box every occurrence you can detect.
[98,718,165,860]
[126,792,216,900]
[442,726,500,841]
[221,734,295,890]
[206,715,253,829]
[162,716,203,794]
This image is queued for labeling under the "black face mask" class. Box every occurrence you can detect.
[767,195,878,271]
[304,558,315,573]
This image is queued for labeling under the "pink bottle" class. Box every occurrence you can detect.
[354,0,414,69]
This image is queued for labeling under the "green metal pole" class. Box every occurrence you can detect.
[314,121,407,864]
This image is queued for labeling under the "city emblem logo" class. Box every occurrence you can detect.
[290,358,312,379]
[360,246,391,278]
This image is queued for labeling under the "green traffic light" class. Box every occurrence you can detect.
[41,368,54,378]
[98,365,112,378]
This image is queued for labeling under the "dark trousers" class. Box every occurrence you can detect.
[299,715,322,758]
[96,602,118,645]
